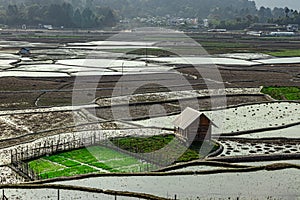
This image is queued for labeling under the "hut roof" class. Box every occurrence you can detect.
[173,107,216,130]
[173,107,201,130]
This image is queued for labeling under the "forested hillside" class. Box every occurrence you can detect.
[0,0,117,28]
[80,0,258,19]
[0,0,298,29]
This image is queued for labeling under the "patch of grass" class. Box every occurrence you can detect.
[261,86,300,100]
[87,146,131,161]
[197,41,252,54]
[178,140,219,162]
[127,48,176,57]
[29,159,64,174]
[266,49,300,57]
[28,145,154,179]
[103,157,142,168]
[117,163,153,172]
[58,148,98,164]
[89,162,114,171]
[39,165,97,179]
[110,134,175,153]
[44,155,80,167]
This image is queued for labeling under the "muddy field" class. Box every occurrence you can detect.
[0,63,296,110]
[0,31,299,110]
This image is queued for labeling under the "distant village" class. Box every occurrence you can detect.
[119,16,299,36]
[246,23,299,36]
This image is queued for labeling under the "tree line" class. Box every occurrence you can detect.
[0,0,299,30]
[0,1,117,28]
[213,6,300,30]
[65,0,299,30]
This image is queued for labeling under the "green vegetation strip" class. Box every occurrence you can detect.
[39,165,97,179]
[266,49,300,57]
[261,86,300,100]
[127,48,176,57]
[28,159,63,174]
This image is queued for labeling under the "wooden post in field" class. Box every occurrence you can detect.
[93,132,96,144]
[10,149,13,163]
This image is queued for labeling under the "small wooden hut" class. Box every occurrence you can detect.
[173,107,215,143]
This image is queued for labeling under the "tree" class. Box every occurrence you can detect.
[6,4,21,25]
[272,7,285,19]
[73,8,82,28]
[285,7,290,17]
[26,4,43,24]
[82,7,96,28]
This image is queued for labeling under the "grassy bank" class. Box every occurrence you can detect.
[266,49,300,57]
[261,86,300,100]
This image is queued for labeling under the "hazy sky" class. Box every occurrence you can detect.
[254,0,300,10]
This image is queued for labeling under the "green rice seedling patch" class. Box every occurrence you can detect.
[44,155,80,167]
[110,134,175,153]
[58,148,98,164]
[103,157,142,168]
[261,86,300,100]
[86,145,131,161]
[29,159,64,174]
[266,49,300,57]
[89,162,114,171]
[28,145,156,179]
[39,165,97,179]
[117,163,155,172]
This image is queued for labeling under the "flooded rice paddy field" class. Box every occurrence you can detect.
[2,188,139,200]
[230,125,300,139]
[0,32,299,198]
[132,101,300,134]
[51,169,300,199]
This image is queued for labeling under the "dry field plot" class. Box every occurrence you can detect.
[0,118,29,140]
[0,111,78,140]
[0,166,25,184]
[96,88,262,106]
[93,96,269,120]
